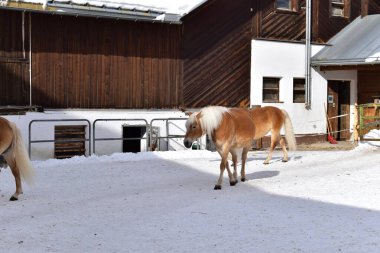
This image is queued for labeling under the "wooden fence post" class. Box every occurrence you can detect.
[353,103,359,142]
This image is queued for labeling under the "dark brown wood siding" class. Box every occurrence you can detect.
[0,9,30,106]
[259,0,307,41]
[314,0,361,43]
[368,0,380,14]
[256,0,363,43]
[31,13,182,109]
[182,0,252,108]
[358,68,380,104]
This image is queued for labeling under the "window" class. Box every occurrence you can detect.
[331,0,349,17]
[276,0,298,12]
[293,78,305,103]
[263,77,280,103]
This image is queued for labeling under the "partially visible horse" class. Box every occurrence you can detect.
[0,117,34,200]
[183,106,296,190]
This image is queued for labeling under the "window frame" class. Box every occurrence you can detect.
[330,0,350,18]
[275,0,299,13]
[263,77,281,103]
[293,78,306,103]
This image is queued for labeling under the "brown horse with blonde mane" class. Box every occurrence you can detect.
[183,106,296,190]
[0,117,34,200]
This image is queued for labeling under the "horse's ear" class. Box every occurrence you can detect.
[179,106,193,116]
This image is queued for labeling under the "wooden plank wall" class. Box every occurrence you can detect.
[182,0,252,108]
[358,68,380,104]
[314,0,361,43]
[0,9,30,106]
[257,0,362,43]
[31,13,182,109]
[259,0,307,41]
[368,0,380,14]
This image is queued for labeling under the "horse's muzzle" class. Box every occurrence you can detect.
[183,139,193,149]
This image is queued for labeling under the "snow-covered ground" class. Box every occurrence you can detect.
[1,143,380,253]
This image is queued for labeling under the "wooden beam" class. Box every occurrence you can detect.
[361,0,369,17]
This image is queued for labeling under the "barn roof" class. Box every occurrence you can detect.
[312,14,380,66]
[0,0,208,23]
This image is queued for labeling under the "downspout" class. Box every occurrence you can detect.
[22,12,25,58]
[305,0,312,109]
[29,12,32,108]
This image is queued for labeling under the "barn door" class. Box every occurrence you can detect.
[327,81,350,140]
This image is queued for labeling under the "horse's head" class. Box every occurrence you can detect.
[184,112,203,148]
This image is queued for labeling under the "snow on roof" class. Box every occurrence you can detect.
[2,0,207,16]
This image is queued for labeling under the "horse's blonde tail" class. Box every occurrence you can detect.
[10,122,35,185]
[282,110,297,151]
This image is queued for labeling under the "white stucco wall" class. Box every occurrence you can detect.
[251,39,357,137]
[4,110,201,160]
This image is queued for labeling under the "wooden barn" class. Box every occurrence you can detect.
[2,0,376,110]
[1,0,379,158]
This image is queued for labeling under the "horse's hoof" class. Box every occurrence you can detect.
[9,196,18,201]
[214,185,222,190]
[241,177,246,182]
[230,181,237,186]
[282,159,288,163]
[263,161,269,165]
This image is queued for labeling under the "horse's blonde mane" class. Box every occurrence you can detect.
[199,106,229,136]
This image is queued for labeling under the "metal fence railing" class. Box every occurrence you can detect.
[92,119,149,154]
[28,119,91,158]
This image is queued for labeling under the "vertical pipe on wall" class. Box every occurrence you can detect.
[305,0,312,109]
[29,12,32,107]
[22,12,25,58]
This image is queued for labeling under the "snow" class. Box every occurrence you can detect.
[1,143,380,252]
[7,0,207,16]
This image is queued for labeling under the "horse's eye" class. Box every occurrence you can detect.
[192,125,196,129]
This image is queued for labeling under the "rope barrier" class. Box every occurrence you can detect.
[298,128,352,137]
[302,113,353,124]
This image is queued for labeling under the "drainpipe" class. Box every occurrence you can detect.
[305,0,312,109]
[22,12,25,58]
[29,12,32,108]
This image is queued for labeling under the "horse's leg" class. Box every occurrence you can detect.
[241,147,249,182]
[230,150,238,185]
[279,137,289,162]
[215,147,233,190]
[264,131,280,165]
[6,158,23,201]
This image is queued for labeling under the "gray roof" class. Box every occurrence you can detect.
[312,14,380,66]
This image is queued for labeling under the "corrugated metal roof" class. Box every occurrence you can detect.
[312,14,380,66]
[0,0,208,23]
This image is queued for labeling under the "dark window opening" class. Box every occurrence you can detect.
[122,126,147,153]
[263,77,280,103]
[276,0,298,12]
[331,0,349,18]
[293,78,306,103]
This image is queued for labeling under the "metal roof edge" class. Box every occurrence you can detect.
[311,59,380,67]
[0,1,182,24]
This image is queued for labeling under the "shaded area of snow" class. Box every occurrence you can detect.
[1,145,380,252]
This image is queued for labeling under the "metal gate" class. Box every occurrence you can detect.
[28,119,91,158]
[92,119,149,154]
[150,118,197,151]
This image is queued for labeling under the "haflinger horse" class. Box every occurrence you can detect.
[183,106,296,190]
[0,117,34,201]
